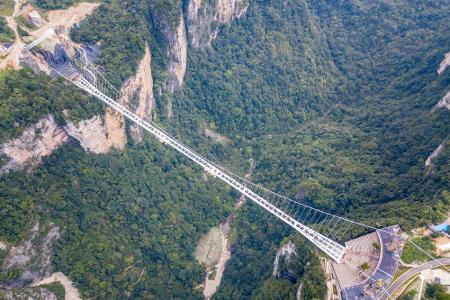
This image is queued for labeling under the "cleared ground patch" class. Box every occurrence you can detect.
[194,226,223,267]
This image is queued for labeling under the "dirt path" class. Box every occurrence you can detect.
[32,272,81,300]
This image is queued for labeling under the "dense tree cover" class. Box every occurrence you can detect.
[40,282,65,300]
[0,137,236,298]
[0,69,102,140]
[426,283,450,300]
[172,0,450,228]
[149,0,182,30]
[34,0,80,10]
[169,0,450,297]
[213,203,326,299]
[69,0,178,89]
[0,17,13,42]
[70,0,149,87]
[1,0,450,298]
[174,0,344,138]
[253,279,296,300]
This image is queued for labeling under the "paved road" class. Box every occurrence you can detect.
[380,258,450,300]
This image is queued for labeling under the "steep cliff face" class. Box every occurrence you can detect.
[436,91,450,110]
[425,143,445,167]
[161,15,187,93]
[5,38,155,172]
[64,114,126,154]
[1,222,60,288]
[438,51,450,75]
[435,51,450,111]
[187,0,248,48]
[0,115,68,173]
[272,240,296,277]
[0,113,127,173]
[118,46,154,141]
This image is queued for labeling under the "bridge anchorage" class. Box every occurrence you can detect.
[21,36,447,299]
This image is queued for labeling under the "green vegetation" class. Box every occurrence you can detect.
[34,0,80,10]
[70,0,176,88]
[15,15,37,31]
[0,139,236,298]
[0,16,13,42]
[401,237,435,264]
[40,282,65,300]
[214,208,326,299]
[253,279,297,300]
[399,290,417,300]
[359,262,370,271]
[0,69,102,141]
[425,283,450,300]
[372,242,380,251]
[0,0,13,17]
[0,0,450,298]
[70,0,148,87]
[149,0,182,30]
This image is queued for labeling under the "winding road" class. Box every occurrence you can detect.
[380,258,450,300]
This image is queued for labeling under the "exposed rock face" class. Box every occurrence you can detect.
[64,114,126,154]
[9,44,154,172]
[438,52,450,75]
[435,90,450,111]
[0,115,69,173]
[165,16,187,93]
[435,51,450,111]
[1,223,61,288]
[272,240,296,277]
[0,112,129,174]
[118,45,154,142]
[425,143,445,167]
[187,0,248,48]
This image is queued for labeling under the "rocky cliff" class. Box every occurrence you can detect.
[427,51,450,168]
[272,240,296,278]
[0,115,68,173]
[1,0,249,172]
[155,0,248,95]
[425,143,445,167]
[118,45,154,142]
[187,0,248,48]
[3,19,155,172]
[1,222,60,288]
[158,15,187,94]
[436,90,450,111]
[435,51,450,111]
[438,51,450,75]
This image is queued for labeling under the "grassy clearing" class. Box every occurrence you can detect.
[401,237,435,264]
[0,0,13,17]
